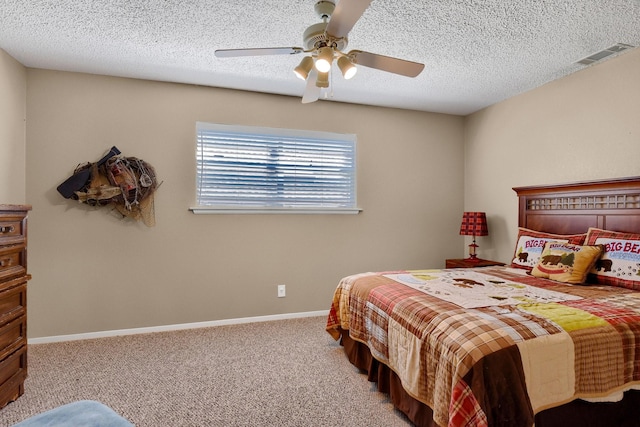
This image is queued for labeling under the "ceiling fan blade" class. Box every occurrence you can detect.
[301,70,320,103]
[325,0,373,39]
[215,47,304,58]
[350,50,425,77]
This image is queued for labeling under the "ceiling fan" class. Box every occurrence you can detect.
[214,0,425,104]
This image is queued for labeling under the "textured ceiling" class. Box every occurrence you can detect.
[1,0,639,115]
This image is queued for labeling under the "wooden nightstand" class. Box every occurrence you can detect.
[446,258,505,269]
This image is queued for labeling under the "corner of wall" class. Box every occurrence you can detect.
[0,49,27,203]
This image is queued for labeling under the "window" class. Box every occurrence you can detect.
[192,122,358,214]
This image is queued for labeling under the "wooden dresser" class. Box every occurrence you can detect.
[0,205,30,409]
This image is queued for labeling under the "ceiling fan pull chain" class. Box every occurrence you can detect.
[329,68,333,99]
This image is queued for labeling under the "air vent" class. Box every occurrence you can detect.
[577,43,635,66]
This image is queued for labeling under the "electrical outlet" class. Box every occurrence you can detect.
[277,284,286,298]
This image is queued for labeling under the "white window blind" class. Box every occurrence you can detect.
[193,122,358,214]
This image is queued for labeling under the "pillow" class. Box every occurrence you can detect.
[511,228,587,271]
[584,227,640,290]
[531,241,604,284]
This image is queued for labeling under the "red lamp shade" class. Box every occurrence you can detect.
[459,212,488,260]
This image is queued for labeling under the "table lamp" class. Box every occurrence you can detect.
[459,211,488,261]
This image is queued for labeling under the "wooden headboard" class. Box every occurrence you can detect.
[513,176,640,235]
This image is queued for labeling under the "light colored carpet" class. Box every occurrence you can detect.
[0,316,412,426]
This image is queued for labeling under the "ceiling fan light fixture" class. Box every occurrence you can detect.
[337,56,357,79]
[214,0,425,103]
[315,46,333,72]
[293,56,315,80]
[316,71,329,88]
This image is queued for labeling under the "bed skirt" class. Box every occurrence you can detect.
[338,328,640,427]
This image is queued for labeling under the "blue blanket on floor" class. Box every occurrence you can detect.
[13,400,133,427]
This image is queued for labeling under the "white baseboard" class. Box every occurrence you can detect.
[28,310,329,344]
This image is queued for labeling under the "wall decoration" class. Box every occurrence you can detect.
[57,146,159,227]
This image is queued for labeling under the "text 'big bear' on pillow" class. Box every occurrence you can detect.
[511,228,586,271]
[585,227,640,290]
[531,241,604,284]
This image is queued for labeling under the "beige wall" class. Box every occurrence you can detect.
[464,48,640,264]
[25,70,464,337]
[0,49,27,203]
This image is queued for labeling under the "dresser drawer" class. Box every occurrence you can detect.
[0,315,26,362]
[0,279,27,327]
[0,209,27,248]
[0,344,27,409]
[0,244,26,282]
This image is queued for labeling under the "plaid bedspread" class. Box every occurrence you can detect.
[326,266,640,427]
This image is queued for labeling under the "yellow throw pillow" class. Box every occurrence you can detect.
[531,241,604,284]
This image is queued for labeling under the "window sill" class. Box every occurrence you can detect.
[189,207,362,215]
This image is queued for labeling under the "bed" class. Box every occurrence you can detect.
[326,176,640,427]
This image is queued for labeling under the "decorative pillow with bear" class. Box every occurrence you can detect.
[531,241,604,284]
[511,228,587,271]
[584,227,640,290]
